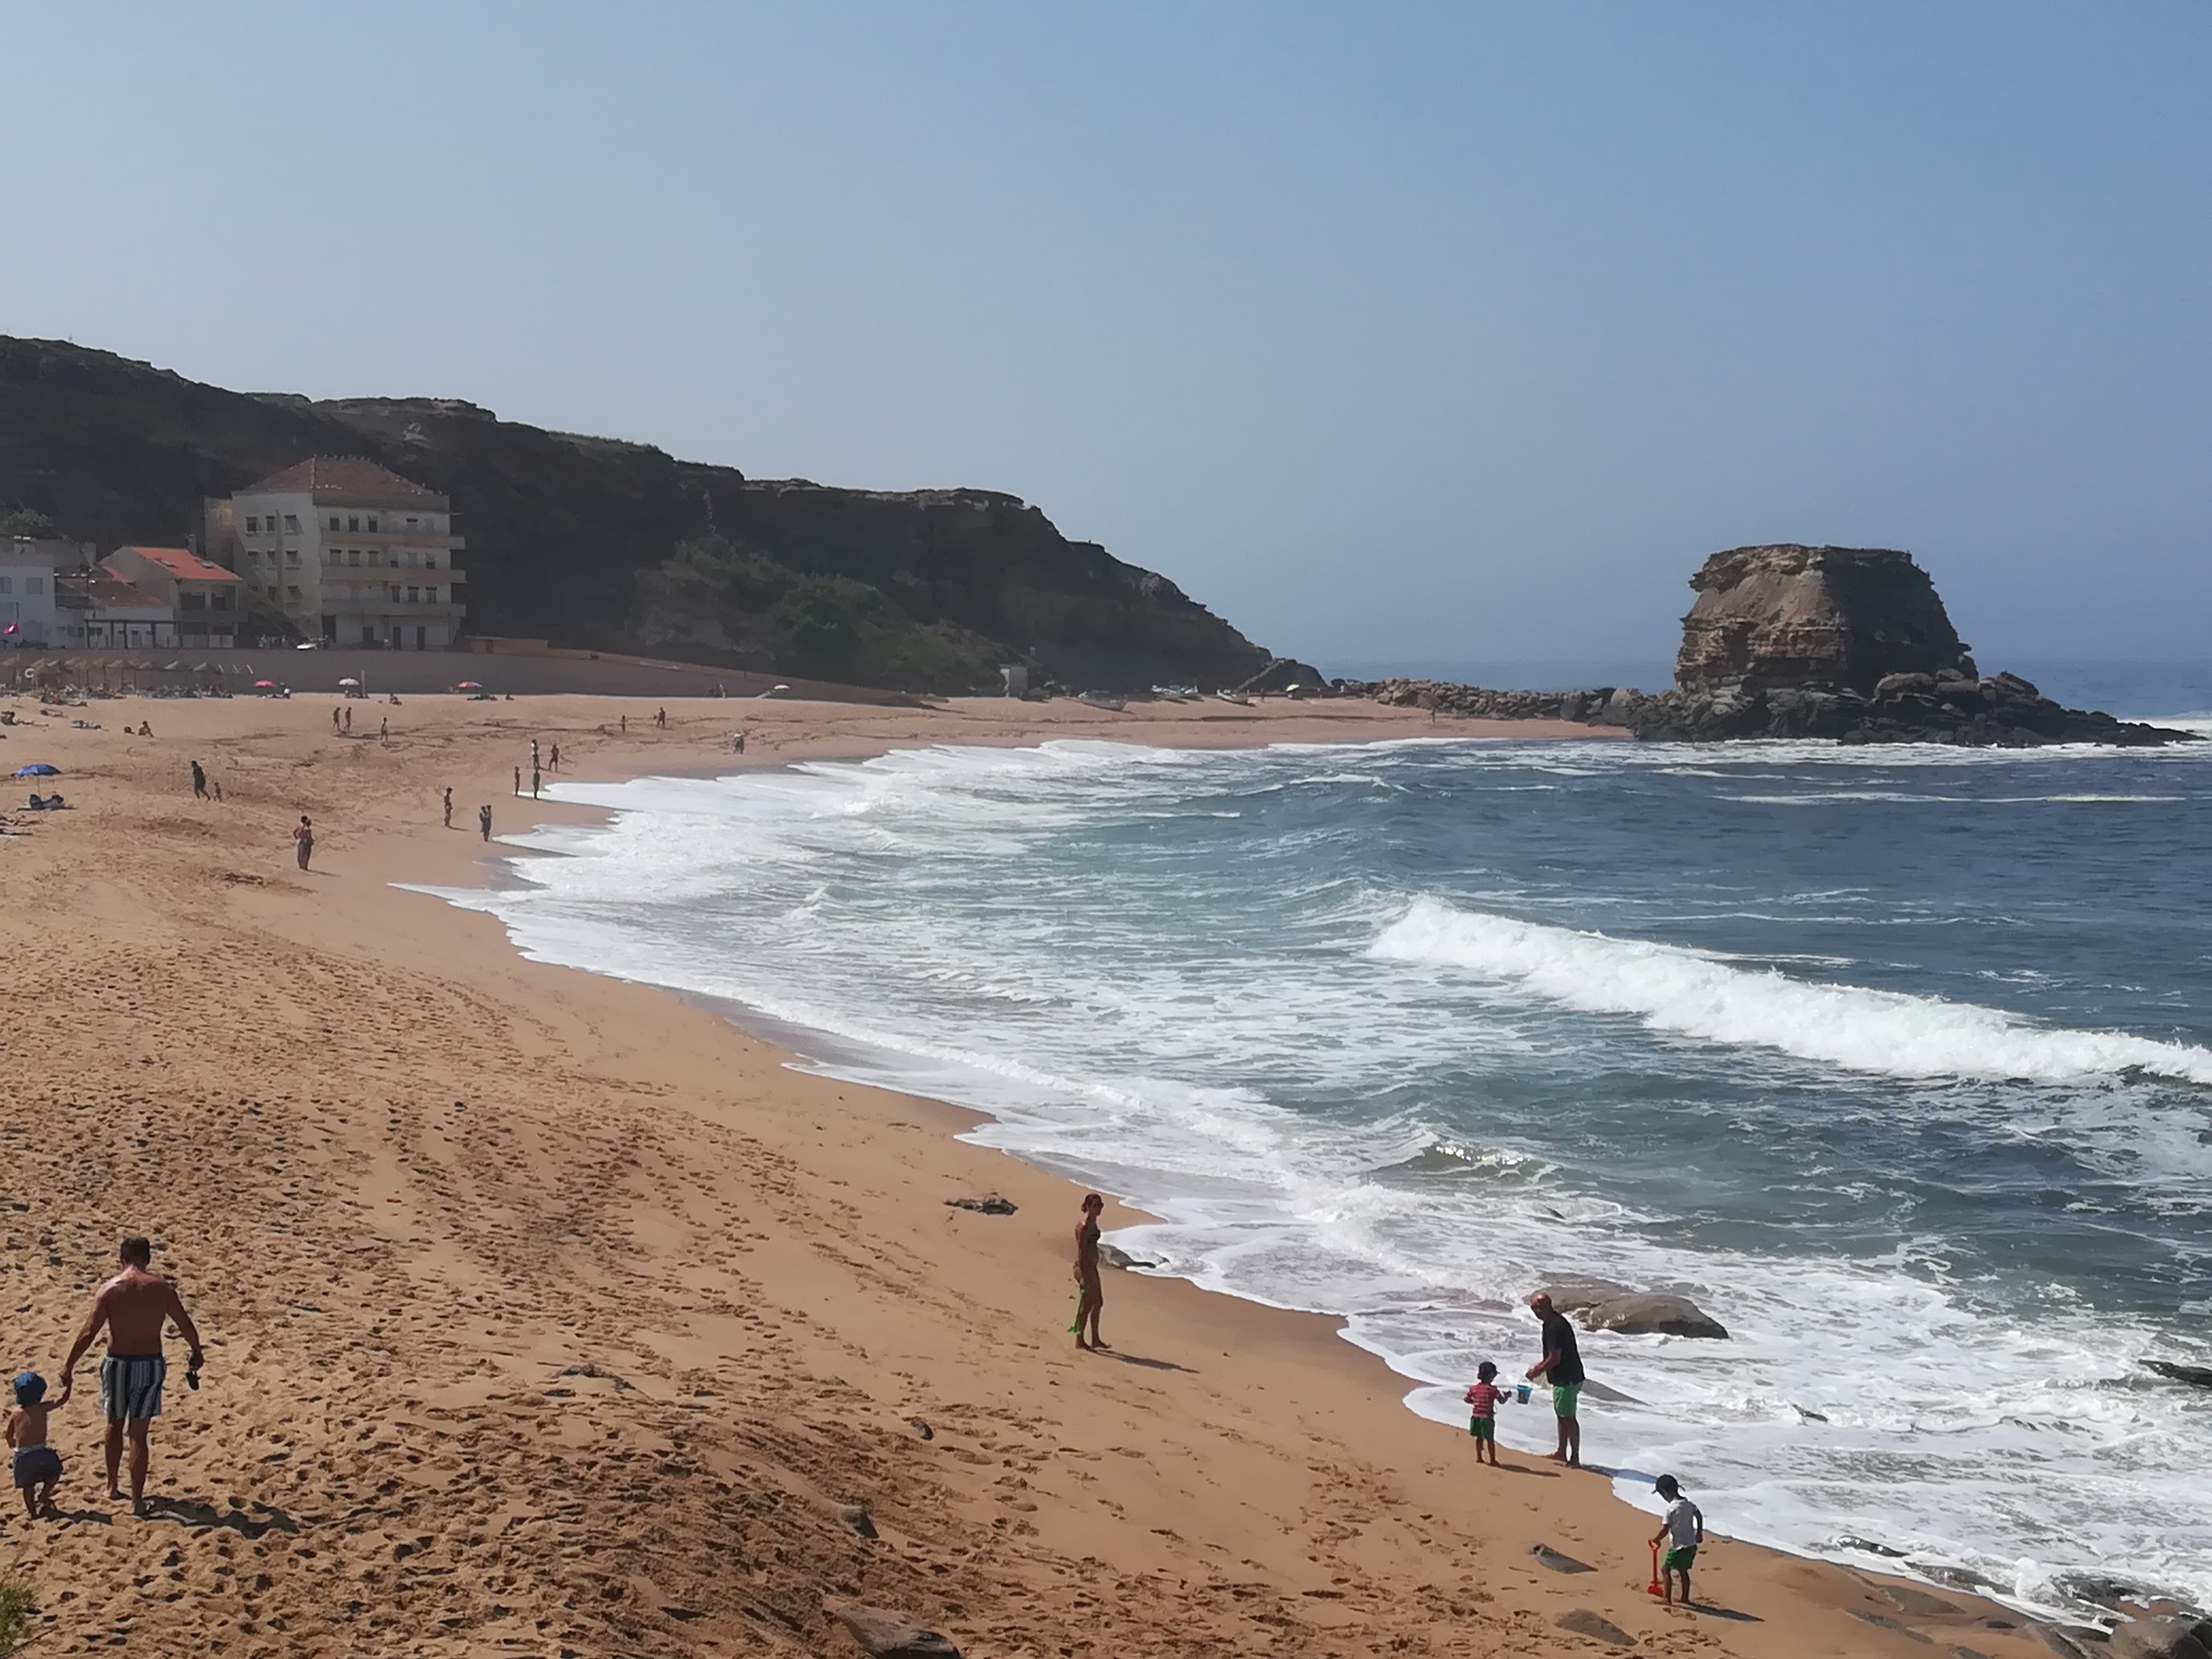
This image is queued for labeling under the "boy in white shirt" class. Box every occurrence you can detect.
[1650,1474,1705,1606]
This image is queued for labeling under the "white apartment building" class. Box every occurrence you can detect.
[0,537,75,646]
[223,457,467,648]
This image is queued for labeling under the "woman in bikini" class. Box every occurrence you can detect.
[1073,1193,1108,1351]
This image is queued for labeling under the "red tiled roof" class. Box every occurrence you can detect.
[64,571,171,612]
[114,546,241,584]
[238,456,447,508]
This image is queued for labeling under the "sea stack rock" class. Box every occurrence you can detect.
[1675,545,1976,694]
[1618,544,2198,747]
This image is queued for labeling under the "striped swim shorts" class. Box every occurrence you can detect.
[100,1354,167,1422]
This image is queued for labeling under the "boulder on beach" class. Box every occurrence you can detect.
[1579,1292,1729,1340]
[1530,1277,1632,1314]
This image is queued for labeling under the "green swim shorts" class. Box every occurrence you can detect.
[1664,1544,1697,1571]
[1468,1416,1495,1441]
[1551,1382,1582,1418]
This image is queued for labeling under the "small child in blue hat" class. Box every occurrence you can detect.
[5,1370,67,1519]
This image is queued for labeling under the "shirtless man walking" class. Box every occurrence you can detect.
[60,1238,205,1516]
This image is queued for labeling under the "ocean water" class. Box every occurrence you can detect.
[424,721,2212,1623]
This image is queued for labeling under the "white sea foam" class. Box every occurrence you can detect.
[418,735,2212,1623]
[1368,896,2212,1086]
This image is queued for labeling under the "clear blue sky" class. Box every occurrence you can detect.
[4,2,2206,673]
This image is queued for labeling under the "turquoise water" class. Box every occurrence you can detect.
[431,722,2212,1622]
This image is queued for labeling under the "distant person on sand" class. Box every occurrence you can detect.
[332,706,341,731]
[478,803,492,841]
[6,1371,66,1519]
[293,815,314,871]
[731,731,745,754]
[343,706,352,732]
[1650,1475,1704,1605]
[531,767,541,799]
[513,766,521,797]
[1072,1193,1108,1351]
[549,743,560,772]
[1463,1361,1507,1466]
[656,706,667,729]
[190,760,207,799]
[1525,1292,1585,1466]
[442,787,453,828]
[60,1236,205,1517]
[620,714,628,735]
[379,716,387,740]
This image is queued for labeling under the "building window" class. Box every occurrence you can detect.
[348,549,361,566]
[285,515,300,532]
[424,555,438,570]
[25,577,42,594]
[405,517,419,530]
[287,586,300,603]
[0,577,11,594]
[245,516,260,533]
[345,515,358,532]
[285,550,299,566]
[213,593,231,611]
[406,586,420,604]
[328,516,341,531]
[367,516,379,532]
[181,592,206,611]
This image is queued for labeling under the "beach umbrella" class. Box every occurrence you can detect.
[338,677,361,687]
[253,678,277,690]
[455,680,482,690]
[13,764,59,778]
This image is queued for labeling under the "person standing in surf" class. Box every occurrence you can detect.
[1073,1193,1108,1351]
[1525,1292,1585,1466]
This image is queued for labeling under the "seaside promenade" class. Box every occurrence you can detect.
[0,691,2063,1658]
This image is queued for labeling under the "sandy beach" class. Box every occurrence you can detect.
[0,690,2069,1658]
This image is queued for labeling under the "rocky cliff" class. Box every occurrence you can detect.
[0,337,1293,692]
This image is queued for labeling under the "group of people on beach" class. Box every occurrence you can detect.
[5,1238,205,1522]
[1071,1202,1711,1605]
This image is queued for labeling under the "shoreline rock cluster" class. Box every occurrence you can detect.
[1357,544,2199,748]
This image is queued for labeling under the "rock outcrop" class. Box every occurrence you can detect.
[1677,544,1976,693]
[1579,1292,1729,1340]
[1364,544,2197,748]
[0,336,1288,693]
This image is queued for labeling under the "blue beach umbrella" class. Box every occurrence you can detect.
[13,764,59,778]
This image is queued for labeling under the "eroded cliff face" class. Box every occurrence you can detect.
[0,337,1283,692]
[1677,544,1977,694]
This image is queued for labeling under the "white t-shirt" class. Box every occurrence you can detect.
[1664,1496,1704,1548]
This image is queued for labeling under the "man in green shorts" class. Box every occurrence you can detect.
[1524,1292,1585,1466]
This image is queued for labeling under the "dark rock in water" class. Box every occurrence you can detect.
[1579,1292,1729,1340]
[1678,544,1977,694]
[944,1195,1016,1216]
[1553,1609,1636,1647]
[2112,1617,2212,1659]
[1099,1243,1160,1271]
[2146,1360,2212,1389]
[1531,1277,1633,1314]
[831,1603,962,1658]
[1531,1544,1596,1575]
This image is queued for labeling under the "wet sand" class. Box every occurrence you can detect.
[0,690,2062,1657]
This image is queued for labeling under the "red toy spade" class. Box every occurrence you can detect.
[1646,1541,1664,1598]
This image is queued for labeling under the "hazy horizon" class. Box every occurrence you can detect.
[4,3,2208,671]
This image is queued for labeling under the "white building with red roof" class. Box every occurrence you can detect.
[103,546,241,648]
[55,568,177,649]
[219,457,467,648]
